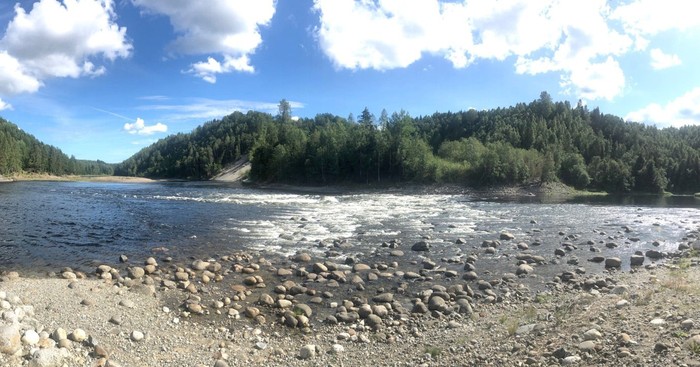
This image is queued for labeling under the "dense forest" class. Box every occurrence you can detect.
[114,93,700,194]
[0,118,113,176]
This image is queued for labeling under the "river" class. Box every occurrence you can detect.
[0,181,698,276]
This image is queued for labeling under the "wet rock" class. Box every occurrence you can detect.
[516,264,534,276]
[630,255,645,266]
[293,253,312,263]
[605,257,622,268]
[500,232,515,241]
[463,271,478,281]
[372,293,394,303]
[646,250,664,259]
[411,241,430,251]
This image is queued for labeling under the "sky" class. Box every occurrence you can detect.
[0,0,699,163]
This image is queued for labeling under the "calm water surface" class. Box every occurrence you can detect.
[0,181,698,274]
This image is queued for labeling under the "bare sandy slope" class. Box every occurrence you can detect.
[212,156,250,182]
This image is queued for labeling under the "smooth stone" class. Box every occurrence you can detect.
[562,355,581,365]
[411,241,430,251]
[330,344,344,354]
[650,318,666,326]
[130,330,144,341]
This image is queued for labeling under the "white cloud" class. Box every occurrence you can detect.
[0,98,11,111]
[312,0,698,101]
[132,0,275,82]
[649,48,681,70]
[0,0,130,100]
[625,88,700,127]
[124,118,168,135]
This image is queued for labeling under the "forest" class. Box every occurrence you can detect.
[0,118,113,176]
[113,93,700,194]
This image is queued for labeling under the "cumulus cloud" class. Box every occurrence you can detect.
[312,0,698,101]
[649,48,681,70]
[625,88,700,127]
[0,0,130,101]
[123,118,168,135]
[132,0,275,82]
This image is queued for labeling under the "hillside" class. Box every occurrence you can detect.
[114,92,700,193]
[0,118,113,177]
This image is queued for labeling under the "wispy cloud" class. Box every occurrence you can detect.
[138,98,305,122]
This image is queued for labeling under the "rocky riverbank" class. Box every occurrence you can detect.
[1,226,700,366]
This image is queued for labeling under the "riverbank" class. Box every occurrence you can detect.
[1,226,699,366]
[6,172,155,183]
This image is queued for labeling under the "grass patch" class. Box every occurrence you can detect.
[424,346,442,358]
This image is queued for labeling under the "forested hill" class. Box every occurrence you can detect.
[0,118,113,176]
[114,93,700,194]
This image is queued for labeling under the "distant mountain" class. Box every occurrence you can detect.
[115,93,700,193]
[0,117,113,176]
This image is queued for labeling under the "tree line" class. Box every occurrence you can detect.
[0,118,113,176]
[110,93,700,193]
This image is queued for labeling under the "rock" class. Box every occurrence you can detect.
[353,264,371,272]
[258,294,274,306]
[412,302,428,314]
[128,267,145,278]
[615,300,629,309]
[330,344,344,354]
[411,241,430,251]
[605,257,622,268]
[119,254,128,263]
[191,260,210,271]
[681,319,694,331]
[630,255,644,266]
[0,324,20,354]
[646,250,664,259]
[69,329,87,342]
[299,344,317,359]
[293,304,312,318]
[583,329,602,340]
[293,253,312,263]
[455,238,467,244]
[562,355,581,365]
[213,360,229,367]
[456,299,473,315]
[277,299,293,309]
[365,314,382,330]
[130,330,144,341]
[463,271,478,281]
[428,296,447,312]
[500,232,515,241]
[516,264,534,275]
[650,318,666,326]
[372,293,394,303]
[28,348,70,367]
[119,300,135,309]
[174,271,189,281]
[51,328,67,342]
[186,303,203,314]
[578,340,596,352]
[22,329,40,345]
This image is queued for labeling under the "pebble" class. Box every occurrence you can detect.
[130,330,144,341]
[21,329,40,345]
[69,329,87,342]
[330,343,345,354]
[562,355,581,365]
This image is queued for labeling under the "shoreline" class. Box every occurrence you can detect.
[6,173,156,183]
[1,227,699,366]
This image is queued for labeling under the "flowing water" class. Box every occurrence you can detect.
[1,181,698,276]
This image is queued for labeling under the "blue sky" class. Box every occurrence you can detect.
[0,0,699,163]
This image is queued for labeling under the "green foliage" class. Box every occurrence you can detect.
[106,92,700,194]
[0,118,113,176]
